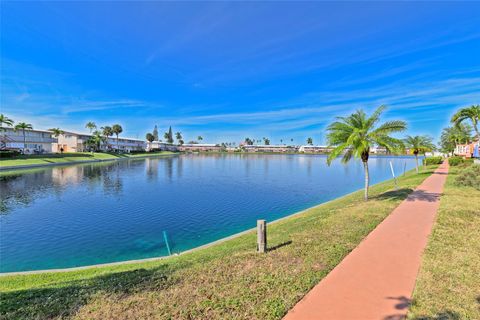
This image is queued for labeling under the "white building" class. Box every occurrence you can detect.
[243,144,298,153]
[0,128,57,154]
[298,145,332,153]
[146,141,179,152]
[178,143,223,152]
[57,131,146,152]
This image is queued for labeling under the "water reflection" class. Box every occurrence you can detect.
[0,157,187,214]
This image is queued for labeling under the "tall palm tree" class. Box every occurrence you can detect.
[197,136,203,142]
[49,128,64,138]
[0,114,14,131]
[326,105,406,201]
[451,105,480,141]
[175,132,183,144]
[440,125,472,156]
[86,130,104,152]
[14,122,33,153]
[146,133,155,143]
[112,124,123,152]
[307,137,313,145]
[49,128,65,152]
[85,122,97,133]
[404,135,436,173]
[101,126,113,151]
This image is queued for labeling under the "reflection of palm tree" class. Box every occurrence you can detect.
[326,105,406,201]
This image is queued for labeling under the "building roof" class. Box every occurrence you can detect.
[1,127,54,134]
[61,130,144,142]
[181,143,219,147]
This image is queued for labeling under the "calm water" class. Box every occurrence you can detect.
[0,154,418,272]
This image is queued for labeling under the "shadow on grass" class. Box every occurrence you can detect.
[385,311,461,320]
[372,188,442,203]
[383,296,462,320]
[0,263,184,320]
[268,240,292,252]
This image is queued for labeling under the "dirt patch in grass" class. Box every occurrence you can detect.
[0,167,437,320]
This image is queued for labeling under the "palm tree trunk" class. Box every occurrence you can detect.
[116,134,119,152]
[363,160,369,201]
[23,129,26,154]
[415,154,419,173]
[474,124,480,142]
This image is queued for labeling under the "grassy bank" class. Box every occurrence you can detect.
[409,164,480,319]
[0,151,176,168]
[0,166,437,319]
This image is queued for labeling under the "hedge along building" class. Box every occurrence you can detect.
[56,131,146,153]
[0,127,57,154]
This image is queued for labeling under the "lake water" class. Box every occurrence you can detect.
[0,154,419,272]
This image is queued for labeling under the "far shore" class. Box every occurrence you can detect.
[0,151,178,172]
[0,151,420,172]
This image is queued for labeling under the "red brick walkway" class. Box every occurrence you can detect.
[284,162,449,320]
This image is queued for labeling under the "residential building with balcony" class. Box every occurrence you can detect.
[455,139,480,158]
[178,143,223,152]
[243,144,298,153]
[0,128,57,154]
[56,131,146,153]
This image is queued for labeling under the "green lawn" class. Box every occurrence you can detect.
[0,166,438,319]
[0,151,176,168]
[408,164,480,320]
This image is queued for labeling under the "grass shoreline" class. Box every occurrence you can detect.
[0,165,438,319]
[0,151,178,171]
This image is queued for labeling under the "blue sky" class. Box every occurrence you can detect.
[1,1,479,144]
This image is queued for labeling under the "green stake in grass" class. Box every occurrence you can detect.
[163,230,172,256]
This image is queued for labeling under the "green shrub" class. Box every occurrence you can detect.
[454,164,480,190]
[0,150,21,158]
[448,156,465,166]
[423,156,443,165]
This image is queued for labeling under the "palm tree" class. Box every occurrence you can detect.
[49,128,65,153]
[86,130,104,152]
[49,128,64,138]
[0,114,14,131]
[280,139,283,144]
[101,126,113,151]
[146,133,155,143]
[404,135,436,173]
[85,122,97,133]
[175,132,183,145]
[307,137,313,145]
[326,105,406,201]
[451,105,480,141]
[112,124,123,152]
[440,126,472,156]
[197,136,203,142]
[14,122,33,153]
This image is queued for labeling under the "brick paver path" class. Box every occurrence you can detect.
[284,162,449,320]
